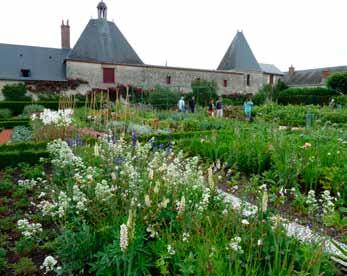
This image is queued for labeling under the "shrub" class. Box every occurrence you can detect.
[327,72,347,94]
[191,79,218,106]
[0,109,12,119]
[21,104,45,117]
[2,83,31,101]
[0,248,6,272]
[333,95,347,105]
[10,257,37,275]
[10,126,33,143]
[147,86,181,109]
[222,93,249,106]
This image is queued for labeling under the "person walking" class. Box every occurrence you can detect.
[243,97,254,121]
[216,96,224,118]
[189,96,196,113]
[178,96,185,112]
[208,99,215,117]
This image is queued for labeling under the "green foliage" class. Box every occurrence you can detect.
[0,109,12,119]
[191,79,218,106]
[278,87,337,105]
[333,95,347,105]
[54,224,98,274]
[327,72,347,94]
[10,126,32,143]
[147,85,181,109]
[15,238,37,256]
[10,257,37,275]
[21,104,45,117]
[0,248,7,272]
[2,83,31,101]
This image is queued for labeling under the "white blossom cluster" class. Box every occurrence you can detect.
[41,256,61,274]
[120,224,129,252]
[306,190,319,214]
[17,219,42,238]
[228,237,243,254]
[95,180,117,202]
[321,190,336,215]
[18,177,48,190]
[32,108,73,127]
[48,139,85,169]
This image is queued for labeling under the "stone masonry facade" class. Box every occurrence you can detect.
[66,60,264,95]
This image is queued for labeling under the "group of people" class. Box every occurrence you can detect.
[178,96,254,121]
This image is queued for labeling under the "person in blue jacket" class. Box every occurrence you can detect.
[243,98,254,121]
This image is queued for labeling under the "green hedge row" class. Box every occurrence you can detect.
[0,150,49,168]
[0,119,30,128]
[0,101,86,116]
[0,142,48,168]
[278,87,338,105]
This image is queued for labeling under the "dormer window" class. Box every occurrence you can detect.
[21,69,31,78]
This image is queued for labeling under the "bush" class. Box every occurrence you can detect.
[327,72,347,94]
[223,93,249,106]
[10,126,32,143]
[2,83,31,101]
[0,109,12,119]
[191,79,218,106]
[333,95,347,105]
[21,104,45,117]
[10,257,37,275]
[278,87,337,105]
[147,86,181,109]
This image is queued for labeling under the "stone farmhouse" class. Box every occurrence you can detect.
[0,1,283,97]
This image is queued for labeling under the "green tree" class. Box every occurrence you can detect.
[191,79,218,106]
[2,83,31,101]
[326,72,347,94]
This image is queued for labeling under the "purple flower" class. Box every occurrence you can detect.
[132,132,137,147]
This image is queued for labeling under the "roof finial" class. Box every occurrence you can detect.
[97,1,108,19]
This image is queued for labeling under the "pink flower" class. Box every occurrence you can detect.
[301,143,312,149]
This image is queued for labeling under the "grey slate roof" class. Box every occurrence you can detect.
[217,31,261,72]
[259,63,283,76]
[0,43,69,81]
[68,19,143,65]
[284,66,347,86]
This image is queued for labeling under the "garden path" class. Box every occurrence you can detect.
[0,129,12,145]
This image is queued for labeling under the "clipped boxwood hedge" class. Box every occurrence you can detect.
[278,87,338,105]
[0,142,48,168]
[0,101,86,116]
[0,119,30,128]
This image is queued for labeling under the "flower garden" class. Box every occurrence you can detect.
[0,92,347,275]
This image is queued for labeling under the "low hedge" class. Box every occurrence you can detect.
[0,150,49,168]
[0,101,86,115]
[278,87,338,105]
[0,142,48,168]
[0,142,47,152]
[0,119,30,128]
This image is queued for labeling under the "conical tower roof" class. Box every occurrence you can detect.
[68,19,143,65]
[217,31,260,71]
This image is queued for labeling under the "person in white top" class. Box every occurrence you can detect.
[178,97,185,112]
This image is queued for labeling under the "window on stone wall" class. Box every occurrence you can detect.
[103,68,115,84]
[246,74,251,86]
[224,80,228,87]
[21,69,31,78]
[269,74,274,85]
[166,75,172,85]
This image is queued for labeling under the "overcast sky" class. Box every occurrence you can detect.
[1,0,346,72]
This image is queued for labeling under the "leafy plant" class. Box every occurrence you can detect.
[10,257,37,275]
[2,83,31,101]
[10,126,33,144]
[0,108,12,119]
[327,72,347,94]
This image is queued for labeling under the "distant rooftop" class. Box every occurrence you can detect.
[0,43,69,81]
[259,63,283,76]
[284,66,347,86]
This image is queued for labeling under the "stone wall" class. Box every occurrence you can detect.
[66,60,264,95]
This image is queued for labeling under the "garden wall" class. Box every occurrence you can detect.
[66,60,264,95]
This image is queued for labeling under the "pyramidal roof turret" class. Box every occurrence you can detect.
[68,1,143,65]
[217,31,261,71]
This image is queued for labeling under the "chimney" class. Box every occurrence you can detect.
[288,65,295,76]
[61,20,70,49]
[321,69,330,80]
